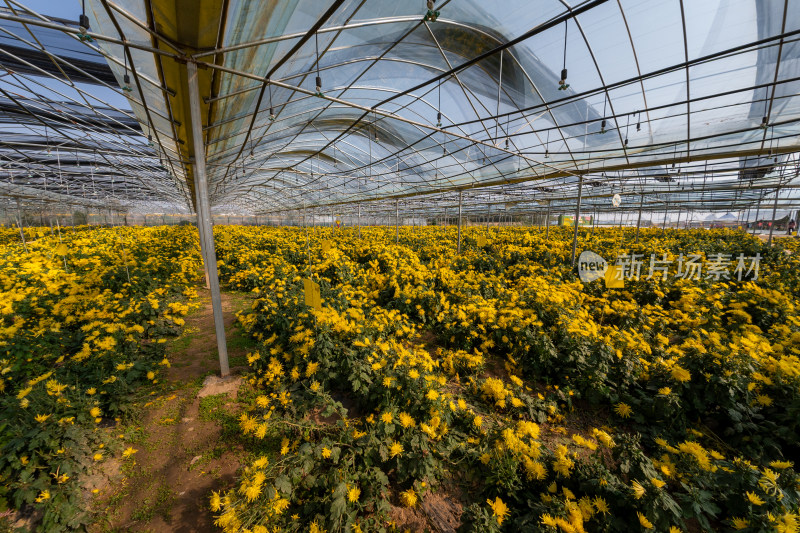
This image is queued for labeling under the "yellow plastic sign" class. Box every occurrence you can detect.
[605,265,624,289]
[54,243,69,256]
[477,236,487,247]
[303,278,321,311]
[321,240,333,253]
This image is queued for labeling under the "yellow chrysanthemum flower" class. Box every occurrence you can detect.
[614,402,632,418]
[637,512,654,529]
[487,497,509,525]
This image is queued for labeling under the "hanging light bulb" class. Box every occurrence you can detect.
[269,107,275,121]
[505,138,509,150]
[148,134,153,147]
[315,75,322,96]
[544,149,549,158]
[600,119,607,134]
[760,116,769,129]
[436,111,442,128]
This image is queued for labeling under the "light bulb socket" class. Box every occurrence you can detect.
[315,76,322,93]
[79,14,90,31]
[560,68,568,82]
[123,73,131,85]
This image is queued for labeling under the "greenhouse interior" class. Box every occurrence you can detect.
[1,0,800,531]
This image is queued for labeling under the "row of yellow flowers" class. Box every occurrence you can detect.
[210,225,799,532]
[0,225,202,531]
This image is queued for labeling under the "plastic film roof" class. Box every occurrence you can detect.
[1,0,800,217]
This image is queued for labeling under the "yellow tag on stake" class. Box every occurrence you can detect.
[476,236,487,247]
[54,243,69,256]
[303,278,322,311]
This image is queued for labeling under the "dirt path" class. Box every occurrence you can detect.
[91,290,255,533]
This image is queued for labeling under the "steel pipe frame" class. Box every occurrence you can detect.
[457,190,463,254]
[187,61,229,377]
[571,174,583,266]
[768,187,781,246]
[6,1,800,218]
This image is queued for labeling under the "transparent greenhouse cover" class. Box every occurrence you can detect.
[1,0,799,215]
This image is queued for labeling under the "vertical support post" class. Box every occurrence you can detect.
[187,61,229,377]
[357,203,361,238]
[395,199,399,244]
[457,190,463,254]
[545,200,551,239]
[15,199,28,253]
[768,187,780,246]
[571,175,583,267]
[662,202,669,233]
[635,193,644,243]
[196,210,211,289]
[753,193,763,234]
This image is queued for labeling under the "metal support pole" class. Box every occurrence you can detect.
[662,202,669,233]
[187,61,229,377]
[395,199,399,244]
[15,199,27,253]
[545,200,551,239]
[357,203,361,238]
[571,175,583,267]
[635,194,644,243]
[457,191,463,254]
[753,194,763,234]
[196,211,211,289]
[768,187,780,246]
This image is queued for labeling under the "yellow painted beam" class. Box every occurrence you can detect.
[148,0,225,207]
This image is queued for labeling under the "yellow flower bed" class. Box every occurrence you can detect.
[210,226,800,532]
[0,225,202,530]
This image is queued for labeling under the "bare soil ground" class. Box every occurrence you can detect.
[90,291,256,533]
